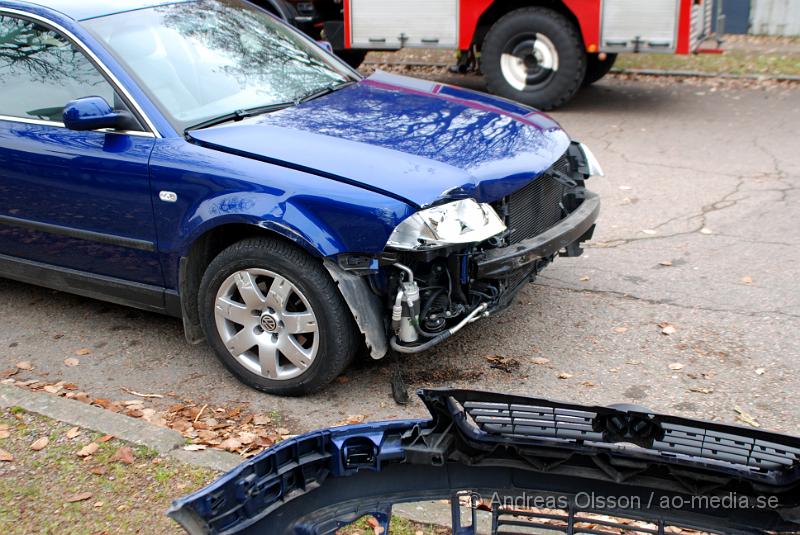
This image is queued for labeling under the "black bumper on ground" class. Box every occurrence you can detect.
[476,190,600,279]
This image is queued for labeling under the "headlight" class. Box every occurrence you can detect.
[578,142,604,177]
[386,199,507,250]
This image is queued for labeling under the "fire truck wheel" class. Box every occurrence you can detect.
[482,7,586,110]
[583,53,618,86]
[336,49,368,69]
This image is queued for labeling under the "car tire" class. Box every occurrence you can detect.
[199,237,358,396]
[583,53,617,86]
[481,7,586,110]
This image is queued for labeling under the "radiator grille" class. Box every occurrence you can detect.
[501,154,569,245]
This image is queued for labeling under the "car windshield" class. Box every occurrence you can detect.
[82,0,356,131]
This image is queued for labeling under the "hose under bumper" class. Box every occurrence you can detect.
[390,303,489,354]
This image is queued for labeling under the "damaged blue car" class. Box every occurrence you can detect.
[0,0,601,395]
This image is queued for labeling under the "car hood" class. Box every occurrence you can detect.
[187,71,571,208]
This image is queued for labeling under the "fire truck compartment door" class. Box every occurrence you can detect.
[349,0,458,49]
[600,0,680,53]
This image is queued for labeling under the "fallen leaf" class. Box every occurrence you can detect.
[531,357,550,365]
[75,348,92,356]
[89,466,107,476]
[92,398,111,409]
[65,427,81,439]
[669,362,685,371]
[700,227,713,235]
[0,368,18,379]
[659,322,677,335]
[741,276,753,285]
[110,446,134,464]
[659,260,673,267]
[613,327,628,333]
[335,375,351,384]
[183,444,207,451]
[93,501,104,508]
[626,359,641,365]
[0,448,13,462]
[485,355,520,373]
[43,384,63,394]
[689,386,714,394]
[77,442,99,457]
[579,276,590,282]
[641,229,657,235]
[120,387,163,399]
[735,406,760,428]
[219,437,242,452]
[63,358,80,367]
[558,372,573,379]
[755,367,766,376]
[0,430,9,439]
[580,381,596,387]
[65,492,93,503]
[276,427,290,436]
[30,437,49,451]
[253,415,272,426]
[15,361,33,371]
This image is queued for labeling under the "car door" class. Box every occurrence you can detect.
[0,13,164,300]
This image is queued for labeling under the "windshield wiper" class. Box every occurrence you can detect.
[184,102,293,133]
[297,80,357,104]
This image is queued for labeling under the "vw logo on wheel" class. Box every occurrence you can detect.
[260,314,278,333]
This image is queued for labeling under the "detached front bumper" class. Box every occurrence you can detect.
[476,190,600,279]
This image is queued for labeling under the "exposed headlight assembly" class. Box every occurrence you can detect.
[386,199,507,251]
[577,142,604,177]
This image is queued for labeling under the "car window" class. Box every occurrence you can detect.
[0,14,118,123]
[82,0,357,132]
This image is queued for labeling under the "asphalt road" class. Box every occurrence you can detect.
[1,76,799,434]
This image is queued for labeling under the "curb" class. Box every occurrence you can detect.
[0,383,241,472]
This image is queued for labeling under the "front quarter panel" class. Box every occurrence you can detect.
[149,139,415,289]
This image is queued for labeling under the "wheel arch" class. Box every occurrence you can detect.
[177,220,325,344]
[470,1,588,51]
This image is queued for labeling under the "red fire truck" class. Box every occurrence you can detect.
[256,0,723,110]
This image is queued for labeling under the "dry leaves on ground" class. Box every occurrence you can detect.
[110,446,135,465]
[669,362,685,371]
[741,276,753,284]
[755,367,766,375]
[77,442,99,457]
[65,427,81,439]
[63,358,80,367]
[15,361,33,371]
[735,406,760,428]
[689,386,714,394]
[531,357,550,365]
[75,348,92,356]
[65,492,93,503]
[485,355,520,373]
[558,372,573,379]
[659,322,677,335]
[30,437,49,451]
[0,448,13,461]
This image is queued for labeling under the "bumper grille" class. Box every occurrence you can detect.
[500,154,569,245]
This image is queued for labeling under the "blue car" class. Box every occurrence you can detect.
[0,0,601,395]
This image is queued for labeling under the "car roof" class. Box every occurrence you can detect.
[22,0,194,21]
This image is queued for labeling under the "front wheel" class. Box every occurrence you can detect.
[199,238,358,396]
[481,7,586,110]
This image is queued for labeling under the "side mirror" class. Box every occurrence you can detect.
[63,96,137,132]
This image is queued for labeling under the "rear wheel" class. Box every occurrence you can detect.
[199,238,358,396]
[583,53,618,86]
[481,7,586,110]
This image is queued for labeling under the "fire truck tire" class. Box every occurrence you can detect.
[336,50,368,69]
[482,7,586,110]
[583,53,618,86]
